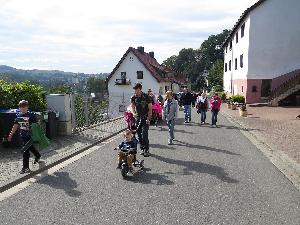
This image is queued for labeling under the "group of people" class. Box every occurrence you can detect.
[117,83,222,175]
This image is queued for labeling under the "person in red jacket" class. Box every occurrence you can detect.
[210,93,222,127]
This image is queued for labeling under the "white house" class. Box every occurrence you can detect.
[107,46,187,117]
[223,0,300,104]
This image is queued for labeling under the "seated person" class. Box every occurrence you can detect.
[117,130,137,173]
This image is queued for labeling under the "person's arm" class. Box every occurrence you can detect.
[130,96,137,116]
[147,103,152,124]
[174,101,178,120]
[162,102,166,120]
[8,124,18,142]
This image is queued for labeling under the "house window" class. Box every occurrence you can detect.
[236,33,239,43]
[121,72,126,81]
[137,71,143,79]
[252,85,257,92]
[241,86,244,93]
[241,23,245,38]
[229,41,232,50]
[235,58,237,70]
[240,54,244,68]
[225,63,228,72]
[229,60,231,71]
[225,46,228,53]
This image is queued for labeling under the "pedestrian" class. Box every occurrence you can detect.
[180,88,193,123]
[7,100,41,174]
[191,92,197,108]
[147,88,156,104]
[131,83,152,157]
[196,92,209,124]
[210,93,222,128]
[163,91,178,145]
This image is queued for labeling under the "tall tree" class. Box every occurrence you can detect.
[207,59,224,91]
[162,55,177,69]
[86,77,106,94]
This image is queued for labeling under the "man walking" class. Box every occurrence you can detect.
[131,83,152,157]
[210,93,222,127]
[180,88,193,123]
[196,93,209,124]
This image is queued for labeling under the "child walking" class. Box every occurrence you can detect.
[8,100,41,174]
[163,91,178,145]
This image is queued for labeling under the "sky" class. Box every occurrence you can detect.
[0,0,259,73]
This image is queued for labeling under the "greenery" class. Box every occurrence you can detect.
[220,92,227,101]
[49,85,72,94]
[208,59,224,91]
[240,104,247,111]
[86,77,107,94]
[231,95,245,104]
[0,80,46,111]
[162,29,230,91]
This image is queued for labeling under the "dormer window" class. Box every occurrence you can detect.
[229,41,232,50]
[241,23,245,38]
[137,71,143,79]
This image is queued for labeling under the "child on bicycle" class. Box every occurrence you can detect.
[117,130,137,173]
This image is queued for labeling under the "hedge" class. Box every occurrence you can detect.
[0,80,46,111]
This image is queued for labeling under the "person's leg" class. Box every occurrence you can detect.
[188,105,191,122]
[170,120,175,140]
[29,145,41,162]
[200,109,204,123]
[215,110,219,126]
[184,105,188,122]
[143,121,150,155]
[204,110,207,123]
[22,149,30,170]
[136,118,144,152]
[211,110,215,125]
[127,154,134,170]
[117,151,125,168]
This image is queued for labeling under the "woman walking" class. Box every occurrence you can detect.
[163,91,178,145]
[196,93,209,124]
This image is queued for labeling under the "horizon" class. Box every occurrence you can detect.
[0,0,259,74]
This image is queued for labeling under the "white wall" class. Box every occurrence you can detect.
[223,16,251,93]
[248,0,300,79]
[108,51,160,117]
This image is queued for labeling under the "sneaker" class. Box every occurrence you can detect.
[33,156,41,164]
[128,168,135,174]
[168,142,172,145]
[116,163,122,169]
[140,152,145,155]
[184,121,188,124]
[20,168,31,174]
[144,152,150,157]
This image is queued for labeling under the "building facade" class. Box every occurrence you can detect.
[223,0,300,103]
[107,47,186,117]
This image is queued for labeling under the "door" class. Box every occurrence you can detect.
[261,79,272,98]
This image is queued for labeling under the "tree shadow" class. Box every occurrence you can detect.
[217,124,261,131]
[159,127,195,135]
[151,154,239,184]
[173,140,240,156]
[128,168,174,186]
[37,171,82,197]
[149,143,176,150]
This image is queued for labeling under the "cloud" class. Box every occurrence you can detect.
[0,0,259,73]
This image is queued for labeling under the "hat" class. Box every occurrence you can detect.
[133,83,142,90]
[148,88,152,92]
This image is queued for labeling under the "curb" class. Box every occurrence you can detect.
[0,127,126,193]
[221,111,300,191]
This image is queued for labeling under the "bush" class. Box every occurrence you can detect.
[231,95,245,104]
[0,80,46,111]
[220,92,227,101]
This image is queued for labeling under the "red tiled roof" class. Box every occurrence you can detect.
[223,0,268,47]
[107,47,186,85]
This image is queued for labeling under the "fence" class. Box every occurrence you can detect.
[73,93,109,131]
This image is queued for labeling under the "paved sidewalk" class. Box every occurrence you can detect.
[221,105,300,163]
[0,118,126,188]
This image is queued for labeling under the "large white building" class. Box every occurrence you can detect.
[107,47,187,117]
[223,0,300,104]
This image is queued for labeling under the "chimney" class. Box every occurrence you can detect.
[137,46,144,53]
[149,51,155,58]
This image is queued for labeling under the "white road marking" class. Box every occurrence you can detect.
[0,134,121,202]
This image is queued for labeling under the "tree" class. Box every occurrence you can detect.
[207,59,224,91]
[162,55,177,69]
[86,77,106,94]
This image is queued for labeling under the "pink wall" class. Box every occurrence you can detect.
[232,79,262,103]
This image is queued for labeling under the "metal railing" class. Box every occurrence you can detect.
[269,73,300,101]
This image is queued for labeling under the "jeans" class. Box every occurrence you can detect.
[184,105,191,122]
[167,119,175,143]
[211,109,219,125]
[200,109,207,123]
[136,117,149,152]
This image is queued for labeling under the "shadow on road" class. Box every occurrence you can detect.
[37,171,82,197]
[151,154,239,184]
[173,140,240,156]
[128,168,174,186]
[217,124,261,131]
[149,143,176,150]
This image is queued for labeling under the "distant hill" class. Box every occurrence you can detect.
[0,65,109,83]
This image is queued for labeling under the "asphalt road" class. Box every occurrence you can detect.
[0,110,299,225]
